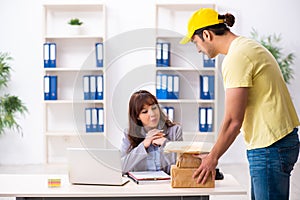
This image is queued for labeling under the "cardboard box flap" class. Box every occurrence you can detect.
[164,141,213,154]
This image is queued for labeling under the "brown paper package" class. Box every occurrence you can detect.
[171,165,215,188]
[176,153,202,168]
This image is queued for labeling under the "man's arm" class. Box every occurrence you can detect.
[193,87,248,184]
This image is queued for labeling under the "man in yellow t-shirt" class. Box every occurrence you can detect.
[181,8,299,200]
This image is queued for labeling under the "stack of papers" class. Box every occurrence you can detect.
[127,171,171,185]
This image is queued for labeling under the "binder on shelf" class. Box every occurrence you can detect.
[91,108,98,132]
[161,42,170,66]
[162,107,168,116]
[166,75,179,99]
[43,43,56,68]
[96,75,103,100]
[167,75,173,99]
[162,106,175,122]
[96,43,103,67]
[173,75,179,99]
[44,75,57,100]
[89,75,97,100]
[97,108,104,132]
[200,75,214,100]
[168,107,174,122]
[156,43,162,66]
[156,74,167,99]
[199,107,214,132]
[203,54,215,67]
[49,75,57,100]
[85,108,92,132]
[83,75,90,100]
[156,42,170,67]
[44,76,50,100]
[207,107,213,132]
[156,74,162,98]
[199,107,207,132]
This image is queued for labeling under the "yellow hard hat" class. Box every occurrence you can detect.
[180,8,224,44]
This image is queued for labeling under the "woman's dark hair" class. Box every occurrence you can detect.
[194,13,235,41]
[127,90,175,152]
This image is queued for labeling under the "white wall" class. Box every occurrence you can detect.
[0,0,299,165]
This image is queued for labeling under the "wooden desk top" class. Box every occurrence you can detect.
[0,173,247,197]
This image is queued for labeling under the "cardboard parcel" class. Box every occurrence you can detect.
[164,141,215,188]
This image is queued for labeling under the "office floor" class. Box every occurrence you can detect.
[0,163,299,200]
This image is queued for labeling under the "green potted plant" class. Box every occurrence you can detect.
[68,18,83,26]
[251,29,295,84]
[0,52,28,135]
[67,18,84,35]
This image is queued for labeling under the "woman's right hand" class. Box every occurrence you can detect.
[143,129,164,148]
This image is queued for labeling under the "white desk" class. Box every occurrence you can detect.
[0,173,247,200]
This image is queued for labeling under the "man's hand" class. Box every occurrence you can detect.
[192,153,218,184]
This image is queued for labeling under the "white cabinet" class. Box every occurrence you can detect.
[155,3,219,143]
[42,1,106,163]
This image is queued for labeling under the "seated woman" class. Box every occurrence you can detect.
[121,90,183,174]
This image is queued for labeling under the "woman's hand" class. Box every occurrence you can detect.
[143,129,165,148]
[152,137,166,147]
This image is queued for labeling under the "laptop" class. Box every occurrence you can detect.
[67,147,129,186]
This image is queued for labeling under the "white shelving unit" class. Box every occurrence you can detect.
[155,3,219,143]
[42,1,106,163]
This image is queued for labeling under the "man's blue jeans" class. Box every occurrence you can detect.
[247,128,299,200]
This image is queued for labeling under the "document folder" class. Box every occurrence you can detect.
[49,75,57,100]
[207,107,213,132]
[43,43,56,68]
[83,75,90,100]
[199,107,207,132]
[156,74,167,99]
[156,42,170,67]
[168,107,174,122]
[167,75,174,99]
[44,76,50,100]
[89,75,97,100]
[91,108,98,132]
[97,108,104,132]
[161,43,170,66]
[49,43,56,68]
[96,43,103,67]
[173,75,179,99]
[85,108,92,132]
[200,75,214,100]
[156,43,162,66]
[203,54,215,67]
[96,75,103,100]
[43,43,50,68]
[44,75,57,100]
